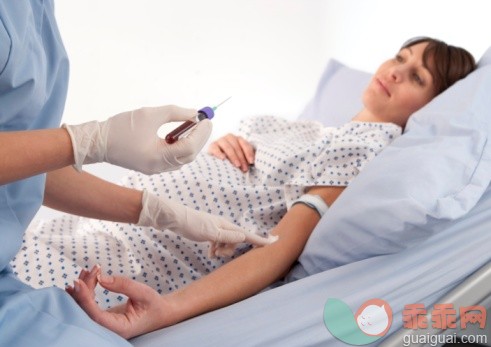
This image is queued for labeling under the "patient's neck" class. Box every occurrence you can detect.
[352,109,386,123]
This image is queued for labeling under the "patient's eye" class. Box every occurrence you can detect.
[412,72,425,87]
[412,72,424,86]
[395,54,404,63]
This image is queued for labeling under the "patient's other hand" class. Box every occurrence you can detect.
[208,133,255,172]
[66,266,171,339]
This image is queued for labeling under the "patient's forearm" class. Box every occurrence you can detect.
[164,204,320,325]
[44,166,142,223]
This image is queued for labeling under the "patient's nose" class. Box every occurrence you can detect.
[390,66,403,82]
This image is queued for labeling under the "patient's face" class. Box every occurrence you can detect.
[362,42,438,127]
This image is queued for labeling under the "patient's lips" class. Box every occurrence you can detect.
[375,78,391,97]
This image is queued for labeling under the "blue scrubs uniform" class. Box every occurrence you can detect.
[0,2,131,346]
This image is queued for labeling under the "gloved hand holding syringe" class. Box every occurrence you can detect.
[64,99,276,254]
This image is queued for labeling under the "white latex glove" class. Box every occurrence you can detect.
[209,232,278,258]
[64,105,212,174]
[137,190,277,257]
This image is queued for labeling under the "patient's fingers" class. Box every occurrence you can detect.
[213,134,244,167]
[79,269,88,282]
[208,141,226,159]
[222,135,251,171]
[237,137,255,165]
[74,265,101,300]
[85,265,101,295]
[208,134,253,172]
[67,279,102,319]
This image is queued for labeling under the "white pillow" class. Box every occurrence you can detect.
[297,59,370,126]
[296,46,491,275]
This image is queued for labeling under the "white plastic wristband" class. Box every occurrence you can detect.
[291,194,329,217]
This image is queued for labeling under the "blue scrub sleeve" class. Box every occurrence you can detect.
[0,2,129,345]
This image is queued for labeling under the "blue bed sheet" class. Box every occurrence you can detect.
[131,183,491,346]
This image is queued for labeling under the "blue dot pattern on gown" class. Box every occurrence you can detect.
[10,116,401,308]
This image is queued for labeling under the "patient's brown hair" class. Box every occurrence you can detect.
[402,37,476,95]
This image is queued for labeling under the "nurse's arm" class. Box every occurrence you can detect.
[44,166,142,224]
[0,128,74,185]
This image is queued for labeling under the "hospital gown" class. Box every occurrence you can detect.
[11,116,401,308]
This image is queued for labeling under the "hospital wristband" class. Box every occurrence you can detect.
[291,194,329,217]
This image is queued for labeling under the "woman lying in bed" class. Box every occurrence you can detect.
[59,37,475,338]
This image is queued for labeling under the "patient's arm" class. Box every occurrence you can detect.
[69,186,345,338]
[165,186,345,322]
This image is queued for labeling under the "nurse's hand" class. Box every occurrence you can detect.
[64,105,212,175]
[67,266,173,339]
[208,133,255,172]
[138,189,276,257]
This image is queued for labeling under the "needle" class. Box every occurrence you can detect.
[212,96,232,111]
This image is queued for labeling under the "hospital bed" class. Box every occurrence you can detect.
[129,44,491,346]
[382,261,491,346]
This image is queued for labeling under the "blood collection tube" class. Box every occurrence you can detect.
[165,107,214,144]
[165,97,231,144]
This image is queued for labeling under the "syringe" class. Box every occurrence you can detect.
[165,97,231,144]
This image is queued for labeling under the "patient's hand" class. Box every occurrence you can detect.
[66,265,172,339]
[208,133,255,172]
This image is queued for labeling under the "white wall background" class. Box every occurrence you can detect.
[36,0,490,219]
[55,0,330,135]
[55,0,490,132]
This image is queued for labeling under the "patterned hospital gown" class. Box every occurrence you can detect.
[11,116,401,308]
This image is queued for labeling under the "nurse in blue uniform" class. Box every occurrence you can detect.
[0,2,262,346]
